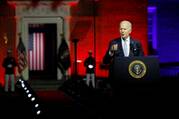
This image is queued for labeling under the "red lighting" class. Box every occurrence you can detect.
[67,1,78,7]
[9,2,16,9]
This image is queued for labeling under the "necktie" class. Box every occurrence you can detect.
[123,40,128,57]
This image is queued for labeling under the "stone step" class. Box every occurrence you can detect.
[27,79,65,91]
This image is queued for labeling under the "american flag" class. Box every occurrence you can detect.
[17,35,27,74]
[28,32,45,71]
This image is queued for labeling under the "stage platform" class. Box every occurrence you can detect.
[1,77,179,119]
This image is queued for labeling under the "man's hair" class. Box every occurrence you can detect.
[120,20,132,30]
[88,50,92,54]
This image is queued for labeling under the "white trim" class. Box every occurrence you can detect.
[9,1,76,80]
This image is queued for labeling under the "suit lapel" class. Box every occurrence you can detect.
[129,39,135,56]
[117,37,125,57]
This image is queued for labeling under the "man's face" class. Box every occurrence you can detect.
[119,21,132,39]
[89,52,92,57]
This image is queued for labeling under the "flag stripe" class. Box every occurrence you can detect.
[37,33,40,70]
[40,33,44,70]
[28,32,45,71]
[33,33,36,70]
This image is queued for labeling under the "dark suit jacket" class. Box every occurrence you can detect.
[102,37,144,86]
[84,56,96,73]
[103,37,144,65]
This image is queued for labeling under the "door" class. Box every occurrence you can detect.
[28,24,57,80]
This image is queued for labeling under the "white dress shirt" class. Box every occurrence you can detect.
[122,37,130,57]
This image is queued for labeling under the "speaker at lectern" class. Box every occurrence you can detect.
[111,56,160,83]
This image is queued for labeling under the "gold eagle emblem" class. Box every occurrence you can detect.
[128,60,147,79]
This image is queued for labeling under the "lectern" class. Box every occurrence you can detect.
[111,56,160,83]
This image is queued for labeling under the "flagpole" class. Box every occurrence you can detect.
[93,0,97,62]
[72,38,79,79]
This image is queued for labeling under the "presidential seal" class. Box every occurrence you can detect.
[128,60,147,79]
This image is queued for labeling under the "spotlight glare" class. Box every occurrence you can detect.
[28,94,32,98]
[31,97,35,101]
[21,83,25,88]
[26,90,29,93]
[35,104,39,108]
[36,110,41,115]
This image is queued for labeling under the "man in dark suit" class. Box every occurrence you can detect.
[103,20,144,90]
[103,20,144,64]
[2,49,17,92]
[84,50,96,88]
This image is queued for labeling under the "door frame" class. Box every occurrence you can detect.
[21,17,64,80]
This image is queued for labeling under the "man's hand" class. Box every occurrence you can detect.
[7,64,12,68]
[109,44,118,56]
